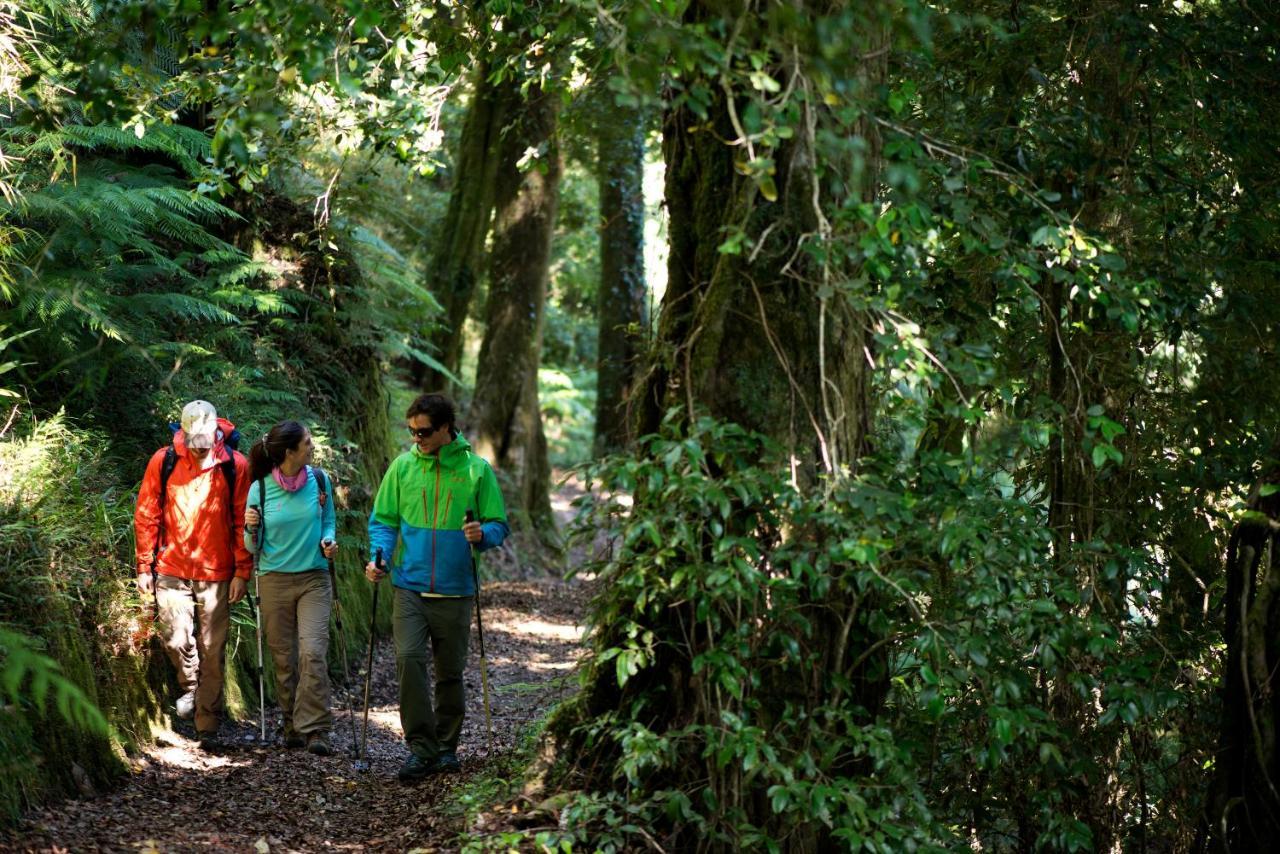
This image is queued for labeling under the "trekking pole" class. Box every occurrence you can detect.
[325,541,359,759]
[355,546,383,773]
[465,511,495,755]
[246,557,266,742]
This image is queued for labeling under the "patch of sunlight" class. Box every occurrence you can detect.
[149,745,252,771]
[146,729,255,772]
[489,618,583,642]
[368,707,403,731]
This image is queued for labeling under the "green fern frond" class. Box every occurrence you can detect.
[207,286,297,316]
[240,386,303,406]
[144,341,216,358]
[123,292,242,326]
[0,628,108,735]
[206,261,269,288]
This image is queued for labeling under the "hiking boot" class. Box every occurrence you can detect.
[175,690,195,721]
[397,753,437,782]
[281,724,305,749]
[197,731,222,752]
[306,733,333,757]
[432,752,461,774]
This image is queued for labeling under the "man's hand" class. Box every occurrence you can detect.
[322,539,339,559]
[463,520,483,545]
[245,507,261,529]
[365,560,387,583]
[137,573,154,596]
[229,577,248,604]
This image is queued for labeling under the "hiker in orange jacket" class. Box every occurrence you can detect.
[134,400,251,748]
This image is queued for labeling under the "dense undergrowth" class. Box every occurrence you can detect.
[527,415,1221,852]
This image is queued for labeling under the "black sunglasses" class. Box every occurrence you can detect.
[407,424,441,440]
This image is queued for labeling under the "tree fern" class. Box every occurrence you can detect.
[27,124,208,179]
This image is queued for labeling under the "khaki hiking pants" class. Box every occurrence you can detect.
[393,587,472,761]
[259,570,333,737]
[155,575,230,734]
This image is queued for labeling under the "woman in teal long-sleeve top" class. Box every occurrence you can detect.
[244,420,339,756]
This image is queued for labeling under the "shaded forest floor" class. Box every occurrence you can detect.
[5,575,588,853]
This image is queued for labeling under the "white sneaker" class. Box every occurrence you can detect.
[176,690,196,720]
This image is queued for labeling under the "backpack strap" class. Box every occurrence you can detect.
[155,447,179,556]
[310,467,331,554]
[219,454,238,556]
[311,467,329,508]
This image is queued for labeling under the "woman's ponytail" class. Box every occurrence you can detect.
[248,420,306,483]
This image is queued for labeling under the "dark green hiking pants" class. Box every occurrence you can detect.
[392,587,473,760]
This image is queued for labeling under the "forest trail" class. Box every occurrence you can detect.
[6,576,587,853]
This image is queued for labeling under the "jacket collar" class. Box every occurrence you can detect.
[410,431,471,465]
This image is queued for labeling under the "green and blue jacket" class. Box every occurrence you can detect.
[367,433,508,596]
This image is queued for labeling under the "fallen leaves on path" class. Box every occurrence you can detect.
[4,579,588,854]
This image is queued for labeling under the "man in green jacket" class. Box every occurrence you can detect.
[365,393,509,781]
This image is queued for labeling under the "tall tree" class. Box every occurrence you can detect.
[469,80,561,533]
[592,103,647,456]
[556,3,898,849]
[414,64,507,391]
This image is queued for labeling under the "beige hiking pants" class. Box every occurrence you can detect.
[258,570,333,736]
[155,575,230,734]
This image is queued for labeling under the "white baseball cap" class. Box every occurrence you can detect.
[180,400,218,449]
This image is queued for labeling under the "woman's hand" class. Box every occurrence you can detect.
[245,507,261,529]
[321,539,339,559]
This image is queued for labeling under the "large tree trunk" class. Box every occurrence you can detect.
[414,64,507,392]
[636,60,873,484]
[592,104,647,456]
[468,81,560,534]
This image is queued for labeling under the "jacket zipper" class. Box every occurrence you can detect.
[421,485,429,590]
[430,460,443,592]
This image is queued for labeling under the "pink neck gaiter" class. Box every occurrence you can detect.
[273,465,309,492]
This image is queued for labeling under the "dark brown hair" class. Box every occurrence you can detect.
[248,420,307,483]
[405,393,456,433]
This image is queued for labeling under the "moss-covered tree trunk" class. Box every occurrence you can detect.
[593,104,647,456]
[414,64,507,392]
[469,81,560,534]
[636,63,872,484]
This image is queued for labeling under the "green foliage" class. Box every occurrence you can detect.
[0,412,153,820]
[554,417,944,850]
[539,367,595,469]
[0,629,108,735]
[542,159,601,372]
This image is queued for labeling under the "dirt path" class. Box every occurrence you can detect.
[6,579,587,853]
